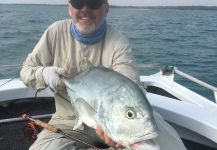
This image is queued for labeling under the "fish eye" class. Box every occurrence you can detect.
[125,107,137,119]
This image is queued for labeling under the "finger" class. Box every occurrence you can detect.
[96,126,119,148]
[104,134,116,148]
[55,67,69,77]
[96,126,105,141]
[115,143,123,148]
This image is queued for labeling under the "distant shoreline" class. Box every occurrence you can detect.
[0,4,217,10]
[110,5,217,10]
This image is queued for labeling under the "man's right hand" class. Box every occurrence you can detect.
[42,66,67,91]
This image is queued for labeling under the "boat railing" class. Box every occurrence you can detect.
[161,66,217,103]
[0,114,53,124]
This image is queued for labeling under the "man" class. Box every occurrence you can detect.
[20,0,137,149]
[20,0,186,149]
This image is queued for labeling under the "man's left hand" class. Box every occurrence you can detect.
[96,125,123,148]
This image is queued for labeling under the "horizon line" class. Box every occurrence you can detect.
[1,3,217,7]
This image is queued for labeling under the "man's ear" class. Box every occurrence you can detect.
[68,4,73,17]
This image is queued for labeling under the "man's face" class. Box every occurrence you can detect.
[68,0,109,34]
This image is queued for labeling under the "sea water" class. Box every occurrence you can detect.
[0,4,216,100]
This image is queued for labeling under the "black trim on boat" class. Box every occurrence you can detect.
[146,86,180,100]
[183,139,217,150]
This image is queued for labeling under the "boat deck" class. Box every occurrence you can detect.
[0,98,54,149]
[0,98,216,150]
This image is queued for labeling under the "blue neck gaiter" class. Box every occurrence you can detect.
[70,20,107,45]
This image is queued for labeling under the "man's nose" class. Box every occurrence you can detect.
[80,4,91,11]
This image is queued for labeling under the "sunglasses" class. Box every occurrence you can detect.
[69,0,106,10]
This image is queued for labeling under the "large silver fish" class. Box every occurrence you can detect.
[63,67,158,149]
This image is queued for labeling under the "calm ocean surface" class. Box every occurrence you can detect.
[0,4,216,100]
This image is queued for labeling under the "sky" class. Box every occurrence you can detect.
[1,0,217,6]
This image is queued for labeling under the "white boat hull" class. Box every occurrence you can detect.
[1,73,217,149]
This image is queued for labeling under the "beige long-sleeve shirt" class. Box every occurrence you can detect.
[20,19,138,123]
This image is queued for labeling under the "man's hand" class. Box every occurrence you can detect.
[42,66,68,91]
[96,125,122,148]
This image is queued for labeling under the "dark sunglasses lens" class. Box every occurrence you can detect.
[87,0,104,9]
[70,0,84,9]
[70,0,104,10]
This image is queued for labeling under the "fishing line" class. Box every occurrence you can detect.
[0,84,39,118]
[0,63,41,114]
[0,64,22,87]
[0,78,15,88]
[0,78,47,141]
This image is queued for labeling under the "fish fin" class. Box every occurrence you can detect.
[74,98,97,129]
[73,118,83,130]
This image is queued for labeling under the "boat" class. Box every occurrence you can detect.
[0,66,217,150]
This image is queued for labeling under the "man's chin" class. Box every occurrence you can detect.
[75,24,97,35]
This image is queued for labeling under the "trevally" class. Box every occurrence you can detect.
[63,66,158,149]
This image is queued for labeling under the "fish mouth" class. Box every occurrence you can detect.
[131,138,160,150]
[129,131,158,146]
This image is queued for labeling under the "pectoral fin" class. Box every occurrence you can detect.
[73,118,83,130]
[73,98,97,129]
